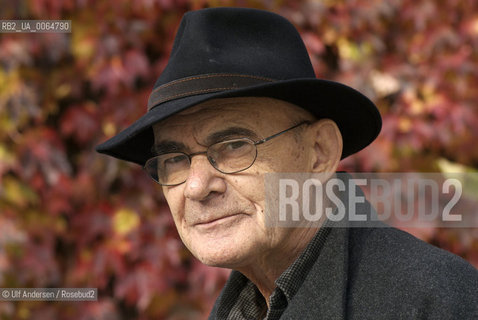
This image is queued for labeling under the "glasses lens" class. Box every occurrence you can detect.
[144,153,190,185]
[208,139,257,173]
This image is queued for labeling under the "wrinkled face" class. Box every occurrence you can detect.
[152,97,316,269]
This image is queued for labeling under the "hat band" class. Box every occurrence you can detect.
[147,73,275,111]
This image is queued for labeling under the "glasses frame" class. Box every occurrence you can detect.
[144,121,310,186]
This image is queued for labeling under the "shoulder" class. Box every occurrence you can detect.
[347,227,478,318]
[349,226,477,277]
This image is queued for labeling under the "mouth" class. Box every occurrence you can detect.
[194,213,244,229]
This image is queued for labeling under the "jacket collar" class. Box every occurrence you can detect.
[280,225,349,319]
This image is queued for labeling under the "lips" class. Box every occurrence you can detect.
[193,213,244,227]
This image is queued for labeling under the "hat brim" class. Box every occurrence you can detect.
[95,78,381,166]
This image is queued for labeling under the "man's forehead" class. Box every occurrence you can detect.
[154,97,294,132]
[151,97,315,146]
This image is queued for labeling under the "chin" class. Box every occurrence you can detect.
[190,242,251,269]
[183,217,260,267]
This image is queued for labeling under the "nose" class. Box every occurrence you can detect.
[183,154,226,201]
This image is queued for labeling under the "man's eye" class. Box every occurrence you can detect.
[163,154,188,165]
[215,140,253,159]
[225,140,249,150]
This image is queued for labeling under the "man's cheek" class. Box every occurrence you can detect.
[163,190,183,211]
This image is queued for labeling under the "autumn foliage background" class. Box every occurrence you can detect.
[1,0,477,319]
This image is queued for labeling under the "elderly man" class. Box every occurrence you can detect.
[97,7,478,319]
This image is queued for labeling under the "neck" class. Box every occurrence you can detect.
[236,225,319,306]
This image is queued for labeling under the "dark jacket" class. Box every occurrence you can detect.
[210,225,478,319]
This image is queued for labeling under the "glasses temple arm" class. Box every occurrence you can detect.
[254,121,310,145]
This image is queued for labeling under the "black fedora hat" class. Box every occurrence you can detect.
[96,7,381,165]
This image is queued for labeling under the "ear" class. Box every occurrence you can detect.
[305,119,343,174]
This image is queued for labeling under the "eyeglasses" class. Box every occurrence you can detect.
[144,121,309,186]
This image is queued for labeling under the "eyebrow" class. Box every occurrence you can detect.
[204,127,260,145]
[153,126,260,155]
[152,141,188,155]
